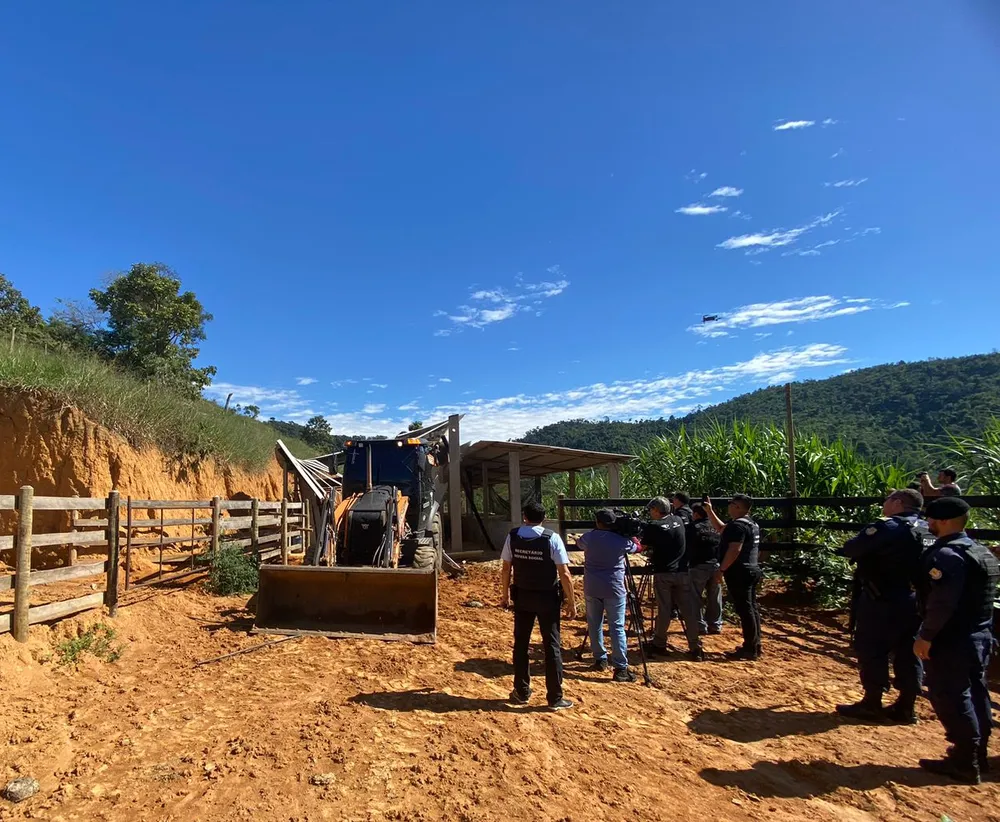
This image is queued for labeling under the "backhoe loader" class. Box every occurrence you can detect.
[254,431,450,643]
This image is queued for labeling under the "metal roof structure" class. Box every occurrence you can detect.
[459,440,634,480]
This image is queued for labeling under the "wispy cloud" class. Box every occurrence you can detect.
[688,295,906,337]
[435,266,570,334]
[731,210,752,221]
[438,377,452,383]
[304,344,850,441]
[676,203,728,216]
[718,209,842,253]
[371,383,388,389]
[830,148,844,159]
[773,119,815,131]
[204,383,318,423]
[822,118,838,126]
[825,178,868,188]
[685,169,708,182]
[709,186,743,198]
[362,403,386,414]
[296,377,318,386]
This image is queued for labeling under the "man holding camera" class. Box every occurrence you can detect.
[835,488,926,723]
[500,501,576,711]
[705,494,762,661]
[919,468,962,499]
[641,497,704,660]
[577,508,639,682]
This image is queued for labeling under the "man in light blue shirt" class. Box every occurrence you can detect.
[577,509,639,682]
[500,501,576,710]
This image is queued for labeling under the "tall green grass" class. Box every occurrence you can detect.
[0,342,313,471]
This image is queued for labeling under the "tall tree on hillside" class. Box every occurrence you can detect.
[0,274,43,331]
[304,415,333,448]
[89,263,216,396]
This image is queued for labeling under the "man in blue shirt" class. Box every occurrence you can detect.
[577,509,640,682]
[500,501,576,710]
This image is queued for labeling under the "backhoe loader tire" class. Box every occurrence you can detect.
[412,537,441,571]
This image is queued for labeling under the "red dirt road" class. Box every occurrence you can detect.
[1,565,998,822]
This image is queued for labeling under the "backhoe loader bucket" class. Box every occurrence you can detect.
[253,565,438,643]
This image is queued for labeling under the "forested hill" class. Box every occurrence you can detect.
[520,353,1000,466]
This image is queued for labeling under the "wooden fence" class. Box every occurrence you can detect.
[0,487,309,642]
[557,494,1000,553]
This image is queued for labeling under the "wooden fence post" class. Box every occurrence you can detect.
[105,490,121,617]
[280,499,289,565]
[557,493,566,545]
[124,496,133,591]
[250,499,260,557]
[210,496,221,557]
[13,486,34,643]
[69,495,79,567]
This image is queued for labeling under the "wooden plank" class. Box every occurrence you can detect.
[73,518,109,528]
[31,496,106,511]
[256,533,281,546]
[30,531,109,548]
[27,592,105,625]
[0,535,13,550]
[130,499,212,509]
[281,499,289,565]
[0,561,107,592]
[0,612,9,634]
[257,501,282,511]
[0,495,15,511]
[287,502,303,511]
[259,548,281,562]
[128,535,212,548]
[251,625,435,644]
[218,500,253,511]
[219,515,281,531]
[126,517,213,527]
[210,496,221,557]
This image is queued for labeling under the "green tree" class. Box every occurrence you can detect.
[243,404,261,419]
[304,415,333,448]
[89,263,215,395]
[407,421,424,432]
[0,274,43,331]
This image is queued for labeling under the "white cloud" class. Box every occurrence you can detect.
[438,377,452,383]
[822,118,838,126]
[773,119,815,131]
[830,148,844,159]
[731,210,752,221]
[362,403,386,414]
[372,383,388,389]
[435,268,571,333]
[825,178,868,188]
[676,203,728,216]
[296,377,318,386]
[685,169,708,182]
[688,295,907,337]
[718,209,842,253]
[204,383,318,424]
[709,186,743,198]
[397,402,420,412]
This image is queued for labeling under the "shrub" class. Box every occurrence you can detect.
[207,546,259,595]
[56,623,123,665]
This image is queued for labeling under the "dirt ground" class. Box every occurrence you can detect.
[1,565,999,822]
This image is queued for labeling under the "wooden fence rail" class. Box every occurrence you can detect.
[1,488,309,642]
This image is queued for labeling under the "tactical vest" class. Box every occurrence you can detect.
[735,516,761,567]
[509,529,559,595]
[856,515,924,598]
[919,535,1000,635]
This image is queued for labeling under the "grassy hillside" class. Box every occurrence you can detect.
[0,343,313,470]
[521,352,1000,467]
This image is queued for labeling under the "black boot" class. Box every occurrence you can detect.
[919,754,980,785]
[884,692,918,725]
[835,693,885,722]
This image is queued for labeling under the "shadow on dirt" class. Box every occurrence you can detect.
[688,706,846,742]
[454,657,602,683]
[700,758,946,797]
[348,688,549,714]
[189,606,255,634]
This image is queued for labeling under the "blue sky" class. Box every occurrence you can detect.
[2,2,999,441]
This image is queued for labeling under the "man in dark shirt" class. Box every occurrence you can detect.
[835,488,926,723]
[914,497,1000,784]
[706,494,762,661]
[641,497,703,660]
[688,503,724,635]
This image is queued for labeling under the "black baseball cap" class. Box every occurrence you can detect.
[595,508,617,526]
[925,497,970,520]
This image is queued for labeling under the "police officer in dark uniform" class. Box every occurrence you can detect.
[689,503,724,635]
[835,488,927,722]
[914,497,1000,784]
[706,494,763,660]
[500,501,576,711]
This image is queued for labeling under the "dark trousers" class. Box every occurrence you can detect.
[854,595,922,698]
[512,597,564,705]
[725,566,762,652]
[925,633,993,760]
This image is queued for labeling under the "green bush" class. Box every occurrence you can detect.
[56,623,123,665]
[207,546,259,595]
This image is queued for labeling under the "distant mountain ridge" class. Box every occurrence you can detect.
[519,352,1000,467]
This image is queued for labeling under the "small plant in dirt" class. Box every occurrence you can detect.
[207,545,259,595]
[56,623,123,666]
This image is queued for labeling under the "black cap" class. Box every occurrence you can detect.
[925,497,970,520]
[595,508,617,526]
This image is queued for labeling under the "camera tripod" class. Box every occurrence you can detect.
[573,556,653,686]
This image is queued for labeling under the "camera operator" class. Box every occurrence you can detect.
[705,494,762,661]
[640,497,704,661]
[919,468,962,499]
[688,503,724,635]
[577,508,640,682]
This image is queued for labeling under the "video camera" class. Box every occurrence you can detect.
[608,508,645,539]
